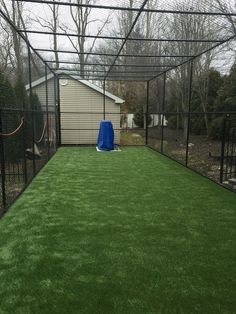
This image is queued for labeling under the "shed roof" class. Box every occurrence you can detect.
[25,73,125,104]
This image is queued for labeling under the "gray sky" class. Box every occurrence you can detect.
[2,0,236,74]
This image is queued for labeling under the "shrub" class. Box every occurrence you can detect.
[190,116,206,135]
[167,115,183,130]
[209,116,224,140]
[133,106,152,128]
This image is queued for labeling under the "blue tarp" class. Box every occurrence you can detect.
[97,120,114,151]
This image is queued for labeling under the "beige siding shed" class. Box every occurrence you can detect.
[59,77,123,145]
[26,76,56,111]
[27,74,124,145]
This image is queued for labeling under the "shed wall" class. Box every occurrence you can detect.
[32,78,55,111]
[31,78,57,147]
[60,78,120,145]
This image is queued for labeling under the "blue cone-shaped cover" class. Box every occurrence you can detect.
[97,120,114,151]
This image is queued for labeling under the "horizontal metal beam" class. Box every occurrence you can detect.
[53,69,164,74]
[55,72,158,78]
[51,64,175,68]
[15,0,236,17]
[97,79,148,81]
[61,78,148,81]
[19,30,222,43]
[62,75,154,79]
[37,49,193,58]
[58,72,151,81]
[70,76,157,79]
[44,60,175,66]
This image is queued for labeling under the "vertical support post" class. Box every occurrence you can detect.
[22,110,28,185]
[57,76,61,146]
[45,65,50,159]
[224,115,231,181]
[0,110,6,212]
[53,74,58,149]
[145,80,150,145]
[28,46,36,175]
[229,121,235,178]
[185,60,193,167]
[103,79,106,120]
[220,118,227,183]
[161,73,166,153]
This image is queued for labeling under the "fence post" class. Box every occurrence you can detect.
[0,110,6,212]
[145,80,150,145]
[103,79,106,120]
[185,60,193,167]
[57,76,61,146]
[22,109,28,185]
[161,73,166,153]
[28,46,36,175]
[220,118,227,183]
[45,65,50,159]
[53,74,58,149]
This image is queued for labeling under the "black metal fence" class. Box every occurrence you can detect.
[0,107,57,215]
[146,59,236,191]
[147,112,236,185]
[220,118,236,187]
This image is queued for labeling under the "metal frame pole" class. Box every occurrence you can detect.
[105,0,148,79]
[45,65,50,159]
[145,81,150,145]
[161,73,166,153]
[0,109,6,212]
[14,0,236,17]
[229,120,235,178]
[220,118,227,183]
[57,76,62,146]
[185,60,193,167]
[53,74,58,149]
[22,109,28,185]
[103,79,106,120]
[17,29,223,44]
[28,46,36,175]
[38,49,194,58]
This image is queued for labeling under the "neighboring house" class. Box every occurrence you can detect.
[26,74,124,145]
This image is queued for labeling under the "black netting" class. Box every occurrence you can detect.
[0,38,57,214]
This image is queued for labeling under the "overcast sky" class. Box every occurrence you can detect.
[5,0,236,74]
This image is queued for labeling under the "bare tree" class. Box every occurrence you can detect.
[112,0,166,123]
[0,0,44,81]
[0,0,25,77]
[31,1,60,68]
[59,0,111,78]
[210,0,236,34]
[166,0,219,137]
[0,17,14,74]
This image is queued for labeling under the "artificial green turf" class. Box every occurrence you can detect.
[0,147,236,314]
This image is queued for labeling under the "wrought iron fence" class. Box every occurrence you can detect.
[220,118,236,188]
[0,108,57,215]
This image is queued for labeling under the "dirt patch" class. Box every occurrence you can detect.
[146,126,222,182]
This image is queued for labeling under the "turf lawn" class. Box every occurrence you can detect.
[0,147,236,314]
